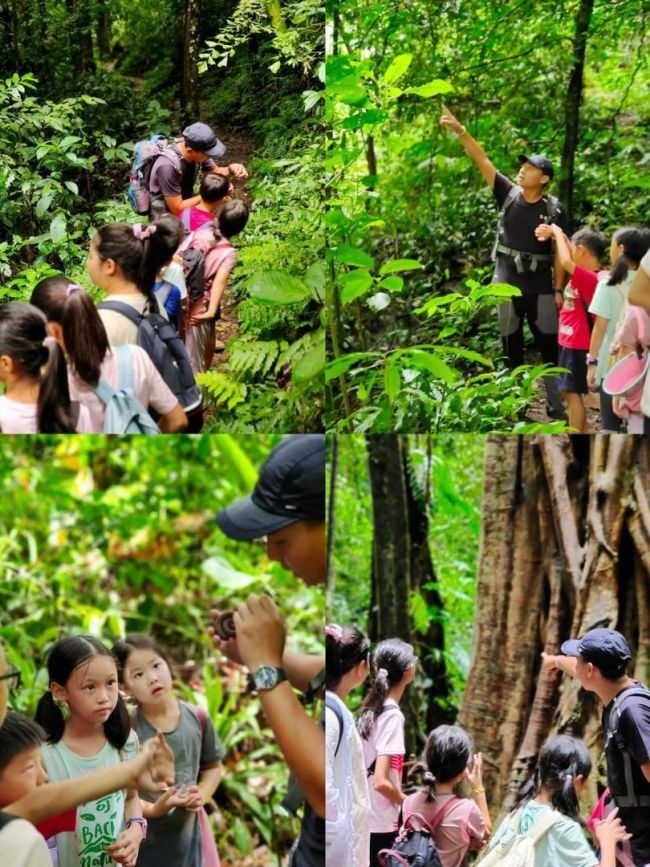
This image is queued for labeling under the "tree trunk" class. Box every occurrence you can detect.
[559,0,594,227]
[326,436,339,611]
[182,0,201,122]
[366,435,449,755]
[460,434,650,815]
[96,0,111,61]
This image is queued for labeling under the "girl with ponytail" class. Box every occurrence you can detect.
[31,278,187,433]
[325,624,371,867]
[357,638,416,866]
[587,227,650,432]
[401,725,490,867]
[35,636,146,867]
[86,215,184,346]
[485,735,630,866]
[0,301,92,433]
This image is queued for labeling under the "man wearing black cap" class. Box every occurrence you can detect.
[209,434,325,867]
[542,629,650,865]
[148,122,247,218]
[440,104,569,418]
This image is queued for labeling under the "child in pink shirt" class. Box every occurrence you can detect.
[179,173,230,233]
[401,726,491,867]
[536,224,608,432]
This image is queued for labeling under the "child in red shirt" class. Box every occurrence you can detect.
[536,224,608,432]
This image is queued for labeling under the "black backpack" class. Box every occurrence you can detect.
[97,301,202,413]
[0,811,18,832]
[378,810,447,867]
[605,683,650,808]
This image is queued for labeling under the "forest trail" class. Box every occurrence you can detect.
[525,378,602,430]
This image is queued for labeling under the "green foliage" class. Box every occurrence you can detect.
[326,0,650,431]
[0,437,324,864]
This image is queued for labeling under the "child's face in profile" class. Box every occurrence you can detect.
[0,744,48,805]
[266,521,325,585]
[121,650,173,707]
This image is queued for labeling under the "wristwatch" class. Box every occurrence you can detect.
[249,665,287,692]
[125,817,148,840]
[586,355,598,366]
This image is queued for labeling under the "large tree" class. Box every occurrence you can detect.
[460,434,650,814]
[366,434,451,753]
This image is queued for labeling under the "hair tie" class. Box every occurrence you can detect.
[133,223,157,241]
[325,624,343,642]
[377,667,388,678]
[42,336,58,348]
[66,283,81,296]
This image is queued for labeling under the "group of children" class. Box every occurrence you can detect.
[537,222,650,433]
[0,633,224,867]
[0,179,249,434]
[326,627,630,867]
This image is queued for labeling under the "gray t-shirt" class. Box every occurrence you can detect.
[492,172,568,295]
[149,143,216,200]
[134,702,224,867]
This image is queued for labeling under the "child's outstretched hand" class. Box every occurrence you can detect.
[593,807,632,850]
[148,784,193,818]
[129,731,175,792]
[179,784,207,813]
[229,163,248,180]
[465,752,484,790]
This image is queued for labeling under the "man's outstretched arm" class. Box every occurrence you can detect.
[440,104,497,188]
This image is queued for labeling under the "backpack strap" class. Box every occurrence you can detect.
[325,695,345,758]
[428,795,462,833]
[180,208,192,231]
[0,812,18,832]
[544,193,560,224]
[607,685,650,807]
[491,184,523,261]
[97,299,144,326]
[115,343,134,392]
[524,807,564,845]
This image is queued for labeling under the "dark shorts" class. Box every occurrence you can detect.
[558,345,588,394]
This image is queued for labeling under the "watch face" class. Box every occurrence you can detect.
[254,666,281,690]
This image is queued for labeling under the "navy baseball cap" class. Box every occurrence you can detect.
[518,153,554,180]
[561,628,631,679]
[182,122,226,159]
[216,435,325,541]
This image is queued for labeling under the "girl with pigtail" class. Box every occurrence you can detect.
[35,636,146,867]
[30,278,187,433]
[86,215,184,346]
[400,725,490,867]
[484,735,630,867]
[357,638,416,867]
[325,624,371,867]
[0,301,93,433]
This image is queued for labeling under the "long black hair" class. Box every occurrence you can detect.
[510,735,592,822]
[34,636,131,749]
[31,278,109,384]
[0,301,76,433]
[92,215,184,309]
[358,638,415,740]
[325,625,369,690]
[608,227,650,286]
[410,725,472,802]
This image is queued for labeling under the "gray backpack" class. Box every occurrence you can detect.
[91,344,160,435]
[97,301,201,413]
[491,184,560,273]
[605,684,650,808]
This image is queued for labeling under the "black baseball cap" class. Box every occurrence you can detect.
[182,122,226,159]
[561,628,631,679]
[216,435,325,541]
[518,153,554,180]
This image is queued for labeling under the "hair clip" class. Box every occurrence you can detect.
[377,667,388,678]
[66,283,81,296]
[325,624,343,642]
[42,336,58,348]
[133,223,157,240]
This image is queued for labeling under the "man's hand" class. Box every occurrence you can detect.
[535,224,554,242]
[440,104,465,136]
[208,609,245,665]
[228,163,248,180]
[234,594,286,670]
[130,732,175,792]
[540,652,561,673]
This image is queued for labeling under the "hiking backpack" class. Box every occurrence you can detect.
[477,806,563,866]
[127,135,181,215]
[97,300,202,412]
[0,812,18,832]
[378,803,456,867]
[605,683,650,808]
[90,343,160,435]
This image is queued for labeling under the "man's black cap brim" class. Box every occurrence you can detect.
[560,639,582,657]
[215,494,298,541]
